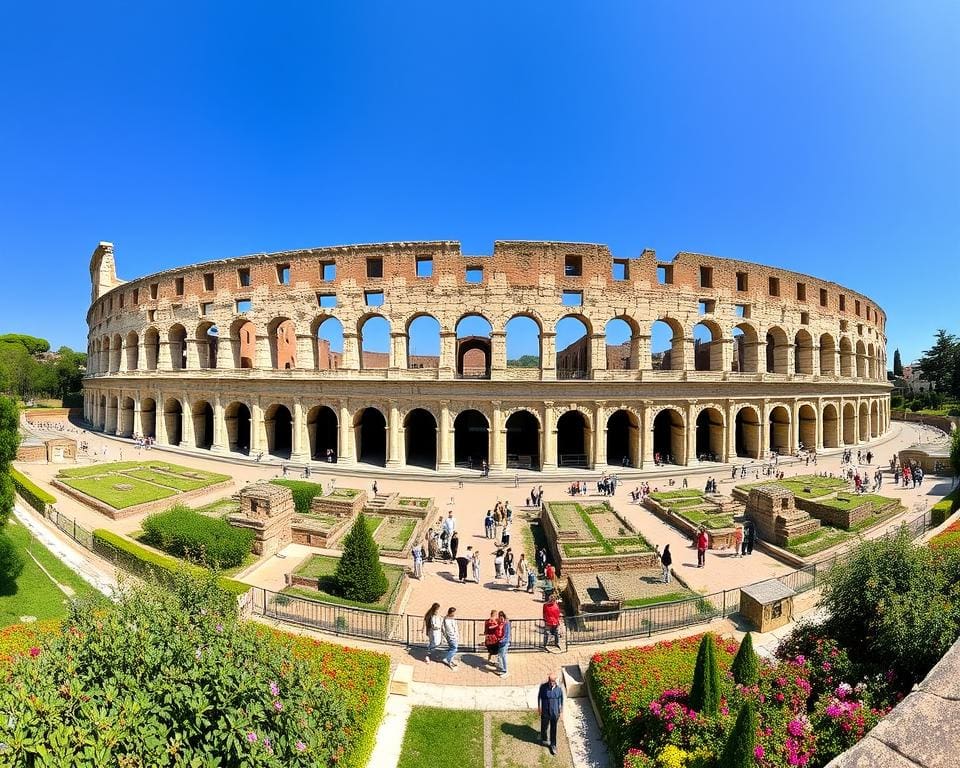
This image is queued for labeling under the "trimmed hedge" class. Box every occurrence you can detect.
[931,489,960,527]
[92,529,249,595]
[270,478,324,513]
[11,467,56,512]
[141,505,253,569]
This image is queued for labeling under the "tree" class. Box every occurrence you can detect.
[730,632,759,686]
[0,334,50,355]
[719,700,757,768]
[951,427,960,483]
[689,633,721,715]
[0,396,19,527]
[334,513,388,603]
[918,330,958,394]
[893,348,903,377]
[0,532,25,587]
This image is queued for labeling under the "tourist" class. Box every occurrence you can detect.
[536,546,548,575]
[733,525,744,558]
[412,542,423,579]
[443,510,457,539]
[500,521,511,547]
[497,611,511,677]
[544,562,557,596]
[372,480,378,495]
[660,544,672,583]
[450,530,460,561]
[441,607,460,669]
[471,547,481,583]
[484,510,494,539]
[484,610,501,666]
[526,566,537,593]
[537,673,564,756]
[504,547,515,578]
[494,548,506,580]
[696,527,709,568]
[542,593,561,648]
[456,548,470,584]
[423,603,442,664]
[742,520,755,556]
[515,552,528,589]
[426,529,439,562]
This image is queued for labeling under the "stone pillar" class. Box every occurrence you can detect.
[593,402,607,468]
[157,341,171,371]
[290,398,309,461]
[256,335,271,370]
[211,394,227,453]
[541,332,557,380]
[490,331,507,373]
[686,401,697,466]
[387,403,402,467]
[718,338,734,373]
[338,400,355,465]
[118,342,129,373]
[637,334,652,371]
[811,344,821,377]
[296,334,313,370]
[342,332,360,370]
[438,401,453,470]
[759,401,770,458]
[542,402,557,470]
[725,400,737,462]
[490,401,505,471]
[641,401,653,467]
[105,396,118,435]
[186,339,200,370]
[681,337,695,371]
[439,332,456,377]
[181,395,196,448]
[590,334,606,375]
[784,343,796,376]
[390,331,407,370]
[855,397,862,444]
[815,398,824,451]
[250,399,265,454]
[790,400,800,454]
[132,399,143,437]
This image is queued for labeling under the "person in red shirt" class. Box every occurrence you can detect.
[696,527,709,568]
[543,562,556,597]
[542,593,562,648]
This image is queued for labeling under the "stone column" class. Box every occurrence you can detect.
[132,398,143,437]
[641,401,653,467]
[211,394,227,453]
[296,334,313,370]
[250,399,265,454]
[157,341,171,371]
[180,395,196,448]
[338,400,356,465]
[290,398,309,461]
[725,400,737,462]
[105,396,118,434]
[542,402,557,470]
[490,331,507,373]
[439,332,456,377]
[593,402,607,468]
[590,334,606,376]
[681,337,695,371]
[256,335,271,370]
[156,392,168,444]
[387,404,402,467]
[390,331,407,370]
[490,401,505,471]
[811,344,821,377]
[790,400,800,454]
[637,334,652,371]
[437,401,453,470]
[815,397,824,451]
[186,339,200,369]
[342,332,360,370]
[686,401,697,466]
[759,401,770,458]
[541,332,557,380]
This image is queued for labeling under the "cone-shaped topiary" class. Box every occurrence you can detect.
[730,632,759,686]
[689,633,722,715]
[334,513,388,603]
[719,700,757,768]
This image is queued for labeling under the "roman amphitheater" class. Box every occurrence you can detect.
[82,240,891,473]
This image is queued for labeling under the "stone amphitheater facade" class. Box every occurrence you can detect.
[82,240,891,473]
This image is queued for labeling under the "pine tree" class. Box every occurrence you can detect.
[730,632,759,686]
[719,700,758,768]
[918,330,958,393]
[892,349,903,377]
[334,513,388,603]
[689,633,722,715]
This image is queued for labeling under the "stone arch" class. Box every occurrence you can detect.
[695,406,724,461]
[264,403,293,457]
[118,396,135,437]
[404,408,438,469]
[858,401,869,442]
[557,409,591,467]
[191,400,214,449]
[794,329,814,375]
[606,409,639,467]
[604,316,640,370]
[732,322,759,373]
[768,405,791,455]
[140,397,157,439]
[798,403,817,451]
[359,315,390,369]
[110,334,123,372]
[839,337,854,377]
[505,409,541,470]
[196,322,219,369]
[652,407,685,464]
[765,326,789,374]
[354,407,387,466]
[504,314,541,371]
[307,405,338,461]
[651,317,684,371]
[870,400,880,438]
[231,319,257,369]
[97,394,107,429]
[867,343,876,380]
[842,402,856,445]
[855,340,867,378]
[124,331,139,371]
[406,313,440,369]
[163,397,183,445]
[735,405,761,459]
[168,324,187,370]
[455,314,493,378]
[142,328,159,371]
[224,401,252,453]
[819,333,836,376]
[312,316,344,370]
[821,403,839,448]
[268,317,297,370]
[692,319,724,371]
[556,315,591,379]
[453,409,489,468]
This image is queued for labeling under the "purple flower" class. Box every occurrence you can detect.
[754,745,765,759]
[273,700,283,712]
[216,623,224,633]
[295,740,307,752]
[269,681,280,697]
[246,731,258,743]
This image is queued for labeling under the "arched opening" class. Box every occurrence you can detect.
[732,323,759,373]
[269,318,297,370]
[307,405,338,461]
[556,316,590,379]
[765,327,788,374]
[196,323,219,369]
[110,334,122,372]
[313,316,344,370]
[735,407,761,458]
[232,320,257,369]
[142,328,159,371]
[124,331,139,371]
[693,321,723,371]
[557,410,590,467]
[505,410,540,470]
[652,408,685,464]
[651,319,683,370]
[359,316,390,369]
[119,396,135,437]
[354,407,387,466]
[798,404,817,450]
[867,343,876,380]
[191,401,214,449]
[855,340,867,378]
[504,315,541,371]
[858,402,869,442]
[404,408,437,469]
[163,398,183,445]
[456,314,492,378]
[140,397,156,439]
[839,337,854,377]
[225,401,251,453]
[695,407,724,461]
[768,406,790,455]
[264,404,293,458]
[842,402,856,445]
[106,395,119,433]
[454,409,489,468]
[407,315,440,369]
[604,317,639,370]
[606,410,639,467]
[819,333,836,376]
[168,325,187,370]
[97,395,107,430]
[870,401,880,438]
[794,330,814,375]
[822,404,840,449]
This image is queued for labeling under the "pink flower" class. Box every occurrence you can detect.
[273,700,283,712]
[28,647,40,658]
[246,731,257,743]
[295,740,307,752]
[754,745,765,759]
[269,680,280,697]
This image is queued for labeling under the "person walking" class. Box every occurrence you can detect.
[538,673,565,756]
[660,544,672,583]
[696,527,709,568]
[742,520,755,556]
[412,542,423,579]
[423,603,441,664]
[456,548,470,583]
[515,553,528,590]
[536,546,548,575]
[442,607,460,669]
[483,610,501,667]
[542,593,562,649]
[494,548,505,580]
[484,510,494,539]
[471,548,481,583]
[497,611,511,677]
[733,525,744,558]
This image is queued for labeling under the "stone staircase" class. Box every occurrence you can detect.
[365,492,395,511]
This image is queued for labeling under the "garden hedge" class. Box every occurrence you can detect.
[141,505,253,568]
[11,467,55,512]
[92,529,249,595]
[270,479,325,513]
[931,488,960,527]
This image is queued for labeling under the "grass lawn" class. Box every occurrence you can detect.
[675,508,734,530]
[818,493,891,512]
[785,527,852,558]
[737,475,849,500]
[124,468,211,492]
[0,520,101,627]
[59,475,177,509]
[287,554,404,612]
[193,498,241,517]
[57,461,230,510]
[648,489,705,501]
[624,591,695,608]
[373,517,416,551]
[398,708,484,768]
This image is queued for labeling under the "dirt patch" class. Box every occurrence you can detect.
[590,511,631,539]
[489,710,574,768]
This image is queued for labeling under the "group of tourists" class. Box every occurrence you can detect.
[703,476,719,494]
[133,434,155,450]
[628,482,654,502]
[527,485,545,507]
[483,502,513,542]
[567,475,619,496]
[899,463,925,489]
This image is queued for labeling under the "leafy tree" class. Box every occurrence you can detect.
[951,427,960,482]
[918,330,958,394]
[0,334,50,355]
[730,632,759,686]
[0,532,25,586]
[507,354,541,368]
[719,700,757,768]
[893,348,903,377]
[334,513,388,602]
[0,396,19,527]
[689,634,721,715]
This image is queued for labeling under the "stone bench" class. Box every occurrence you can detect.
[389,663,414,696]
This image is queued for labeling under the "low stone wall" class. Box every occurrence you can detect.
[310,490,366,518]
[51,477,234,520]
[797,497,900,530]
[541,502,659,573]
[642,497,737,550]
[891,410,959,434]
[290,514,353,548]
[283,569,411,615]
[16,444,47,463]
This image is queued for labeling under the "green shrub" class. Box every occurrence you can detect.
[0,395,19,527]
[270,479,324,513]
[0,531,26,585]
[948,406,960,417]
[92,529,249,595]
[10,467,56,513]
[689,633,721,715]
[719,700,757,768]
[141,504,253,568]
[334,514,388,603]
[932,498,955,527]
[730,632,759,686]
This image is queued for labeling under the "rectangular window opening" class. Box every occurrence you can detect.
[699,265,713,289]
[465,266,483,284]
[317,293,337,309]
[119,294,124,309]
[736,272,749,292]
[562,290,583,307]
[564,254,583,277]
[236,299,252,313]
[364,290,384,306]
[839,294,846,311]
[657,264,674,285]
[147,309,156,323]
[416,256,433,278]
[855,299,861,316]
[320,260,336,281]
[175,277,184,296]
[238,268,251,287]
[203,272,214,291]
[800,311,810,325]
[857,323,864,335]
[200,302,213,316]
[132,288,139,305]
[734,304,750,318]
[840,319,849,332]
[612,259,629,281]
[698,299,716,315]
[768,276,780,297]
[820,288,828,307]
[796,282,806,301]
[366,257,383,278]
[150,283,159,300]
[277,264,291,285]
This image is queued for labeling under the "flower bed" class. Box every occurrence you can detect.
[930,517,960,549]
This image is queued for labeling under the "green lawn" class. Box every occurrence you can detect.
[674,507,734,530]
[57,461,230,510]
[785,526,853,558]
[60,475,178,509]
[193,498,241,518]
[737,475,849,499]
[287,554,404,612]
[0,520,101,627]
[124,468,210,492]
[373,517,416,551]
[648,489,705,501]
[624,591,695,608]
[398,708,484,768]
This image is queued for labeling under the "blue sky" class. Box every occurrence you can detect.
[0,2,956,364]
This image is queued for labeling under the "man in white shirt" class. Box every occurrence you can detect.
[443,511,456,539]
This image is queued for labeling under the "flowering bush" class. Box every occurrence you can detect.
[810,684,885,761]
[0,619,59,671]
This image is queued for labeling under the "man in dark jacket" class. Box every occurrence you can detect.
[537,673,564,755]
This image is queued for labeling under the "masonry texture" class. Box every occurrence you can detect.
[82,240,891,472]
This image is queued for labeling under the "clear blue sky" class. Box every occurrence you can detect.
[1,2,956,365]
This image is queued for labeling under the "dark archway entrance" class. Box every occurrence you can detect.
[265,404,293,458]
[225,402,251,453]
[735,407,760,458]
[768,406,790,455]
[606,410,638,467]
[192,401,214,449]
[505,410,540,470]
[163,399,183,446]
[454,410,488,468]
[557,411,589,467]
[652,409,684,464]
[695,408,724,462]
[140,398,157,440]
[356,408,387,466]
[404,409,437,469]
[308,405,338,461]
